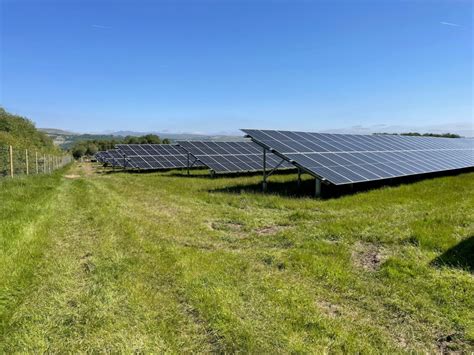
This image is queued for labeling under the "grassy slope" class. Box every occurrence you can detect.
[0,163,473,352]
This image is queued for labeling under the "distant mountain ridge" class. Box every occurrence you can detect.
[39,128,79,136]
[39,128,245,149]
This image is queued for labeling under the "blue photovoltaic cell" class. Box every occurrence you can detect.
[177,140,294,173]
[95,150,129,167]
[115,144,204,170]
[242,129,474,185]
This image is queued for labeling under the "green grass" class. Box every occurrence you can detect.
[0,163,473,352]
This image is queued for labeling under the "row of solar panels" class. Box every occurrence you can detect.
[95,130,473,186]
[95,141,293,174]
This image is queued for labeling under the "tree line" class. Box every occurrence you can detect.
[71,135,171,159]
[374,132,461,138]
[0,107,60,153]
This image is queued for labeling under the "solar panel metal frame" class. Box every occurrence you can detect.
[242,129,474,185]
[96,150,130,167]
[177,140,295,174]
[94,151,107,163]
[115,144,204,170]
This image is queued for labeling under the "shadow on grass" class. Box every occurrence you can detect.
[209,168,474,200]
[210,178,317,198]
[431,236,474,273]
[168,168,298,179]
[93,166,209,176]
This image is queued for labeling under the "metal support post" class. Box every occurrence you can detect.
[187,153,190,175]
[297,168,302,187]
[315,178,321,198]
[262,148,267,192]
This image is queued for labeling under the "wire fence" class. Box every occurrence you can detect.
[0,145,72,178]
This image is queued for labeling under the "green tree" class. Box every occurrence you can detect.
[72,145,87,159]
[0,107,58,152]
[86,143,98,156]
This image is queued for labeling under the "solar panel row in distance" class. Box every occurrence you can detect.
[95,151,107,163]
[242,129,474,185]
[96,150,129,167]
[177,141,294,173]
[116,144,204,170]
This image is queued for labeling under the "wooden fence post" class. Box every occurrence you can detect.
[25,149,29,175]
[43,154,46,173]
[35,151,38,174]
[9,145,13,178]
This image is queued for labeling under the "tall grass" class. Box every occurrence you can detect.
[1,163,473,352]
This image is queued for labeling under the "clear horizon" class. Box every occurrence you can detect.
[1,0,472,136]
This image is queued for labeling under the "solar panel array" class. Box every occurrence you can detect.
[115,144,204,170]
[242,129,474,185]
[95,150,128,167]
[177,141,294,173]
[95,151,107,163]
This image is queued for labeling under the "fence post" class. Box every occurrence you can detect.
[43,154,46,173]
[35,151,38,174]
[25,149,29,175]
[9,145,14,178]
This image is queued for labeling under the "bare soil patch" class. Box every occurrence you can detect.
[436,333,464,353]
[64,175,80,179]
[352,242,386,271]
[209,220,244,232]
[78,163,95,177]
[255,225,287,236]
[80,251,95,273]
[316,300,342,318]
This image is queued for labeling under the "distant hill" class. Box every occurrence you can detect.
[39,129,245,149]
[39,128,79,136]
[0,108,58,152]
[106,131,244,141]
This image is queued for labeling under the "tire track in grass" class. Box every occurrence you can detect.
[1,168,214,352]
[95,175,402,352]
[89,176,224,352]
[97,170,474,352]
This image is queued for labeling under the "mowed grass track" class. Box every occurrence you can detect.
[0,163,473,352]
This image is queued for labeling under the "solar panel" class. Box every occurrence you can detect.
[242,129,474,185]
[96,150,129,167]
[115,144,204,170]
[177,140,294,173]
[95,151,107,163]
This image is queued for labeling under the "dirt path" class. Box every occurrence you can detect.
[64,162,96,179]
[1,168,214,352]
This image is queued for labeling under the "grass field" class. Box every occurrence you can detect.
[1,162,473,352]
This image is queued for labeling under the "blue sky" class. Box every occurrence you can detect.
[1,0,472,135]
